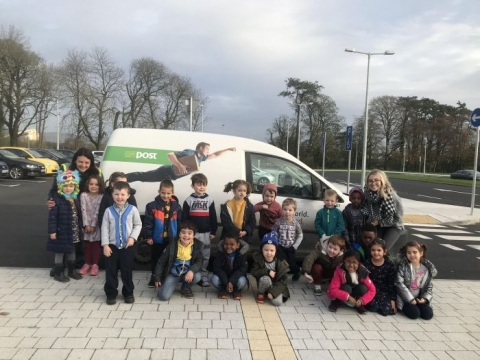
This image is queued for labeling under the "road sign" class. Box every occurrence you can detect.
[346,126,353,151]
[320,132,326,153]
[471,108,480,127]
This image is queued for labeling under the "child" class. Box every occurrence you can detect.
[98,172,138,229]
[182,173,217,287]
[211,232,249,300]
[144,179,182,288]
[364,238,397,316]
[352,223,377,262]
[272,198,303,281]
[342,187,366,246]
[251,232,290,306]
[220,180,256,244]
[315,189,345,240]
[327,249,376,314]
[101,181,142,305]
[395,241,437,320]
[154,220,203,300]
[47,169,83,282]
[253,184,283,240]
[79,174,105,276]
[302,235,346,295]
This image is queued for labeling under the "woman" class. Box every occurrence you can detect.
[361,169,404,251]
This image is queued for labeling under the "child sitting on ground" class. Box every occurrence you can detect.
[211,232,249,300]
[251,231,290,306]
[302,235,346,296]
[327,249,376,314]
[253,183,283,240]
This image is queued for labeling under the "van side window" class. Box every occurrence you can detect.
[246,153,330,200]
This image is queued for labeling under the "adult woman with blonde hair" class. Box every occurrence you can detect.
[361,169,404,251]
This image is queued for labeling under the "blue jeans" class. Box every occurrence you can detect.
[210,274,248,292]
[157,272,202,301]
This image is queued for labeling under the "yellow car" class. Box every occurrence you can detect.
[0,147,59,175]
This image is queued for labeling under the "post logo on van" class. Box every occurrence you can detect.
[102,146,171,164]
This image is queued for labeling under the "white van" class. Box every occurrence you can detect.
[101,128,349,262]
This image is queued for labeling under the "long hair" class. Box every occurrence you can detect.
[366,169,393,199]
[69,148,100,191]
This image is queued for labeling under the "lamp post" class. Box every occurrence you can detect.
[286,122,289,154]
[289,102,312,160]
[423,138,427,175]
[199,104,204,132]
[56,98,60,150]
[345,48,394,188]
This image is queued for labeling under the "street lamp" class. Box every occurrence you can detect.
[56,98,60,150]
[286,122,289,154]
[423,138,427,175]
[289,101,312,160]
[345,48,394,188]
[199,104,204,132]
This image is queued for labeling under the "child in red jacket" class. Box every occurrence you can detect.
[327,249,376,314]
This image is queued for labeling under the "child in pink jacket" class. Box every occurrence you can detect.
[327,249,376,314]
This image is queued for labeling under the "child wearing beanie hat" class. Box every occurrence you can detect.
[342,187,366,246]
[47,169,83,282]
[251,231,290,306]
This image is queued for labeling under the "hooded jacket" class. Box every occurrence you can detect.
[251,252,290,299]
[253,183,283,230]
[213,239,250,286]
[143,195,182,245]
[327,263,376,305]
[395,257,437,310]
[302,237,344,274]
[220,197,256,243]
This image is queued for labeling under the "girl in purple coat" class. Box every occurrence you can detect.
[47,170,83,282]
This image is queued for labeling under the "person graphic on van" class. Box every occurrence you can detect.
[126,142,236,183]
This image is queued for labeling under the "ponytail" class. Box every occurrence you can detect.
[223,180,252,195]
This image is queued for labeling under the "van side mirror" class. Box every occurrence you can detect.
[312,182,322,199]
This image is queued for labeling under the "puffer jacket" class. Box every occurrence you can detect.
[213,240,249,286]
[327,263,376,305]
[251,252,290,299]
[143,195,182,245]
[395,257,437,310]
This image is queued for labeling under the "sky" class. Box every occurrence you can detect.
[1,0,480,141]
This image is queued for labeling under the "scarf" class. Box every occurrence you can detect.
[361,189,395,225]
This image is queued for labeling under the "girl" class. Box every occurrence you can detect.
[361,169,404,251]
[47,170,83,282]
[364,238,397,316]
[98,172,138,229]
[395,241,437,320]
[79,174,105,276]
[327,249,376,314]
[220,180,256,244]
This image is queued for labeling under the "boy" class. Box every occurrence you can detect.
[253,183,283,240]
[302,235,346,295]
[47,169,83,282]
[155,220,204,300]
[211,232,249,300]
[314,189,345,240]
[272,198,303,281]
[143,179,182,288]
[342,187,366,246]
[182,173,217,287]
[352,223,377,262]
[101,181,142,305]
[251,231,290,306]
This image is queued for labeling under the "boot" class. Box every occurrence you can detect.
[68,262,82,280]
[53,265,69,282]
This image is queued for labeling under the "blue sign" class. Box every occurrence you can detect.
[320,132,326,153]
[346,126,353,151]
[471,109,480,127]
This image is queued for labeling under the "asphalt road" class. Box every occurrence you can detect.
[1,176,478,280]
[323,171,480,208]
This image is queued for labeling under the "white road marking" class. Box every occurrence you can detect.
[404,224,446,228]
[434,188,479,196]
[417,194,442,200]
[451,226,466,229]
[467,245,480,250]
[440,244,465,251]
[411,229,469,234]
[0,184,20,187]
[412,234,432,240]
[437,235,480,241]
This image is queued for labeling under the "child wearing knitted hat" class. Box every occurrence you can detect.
[47,169,83,282]
[251,231,290,306]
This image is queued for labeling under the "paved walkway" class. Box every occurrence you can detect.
[1,268,479,360]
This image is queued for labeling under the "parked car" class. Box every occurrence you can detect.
[0,149,45,179]
[0,160,8,179]
[450,170,480,180]
[92,150,104,158]
[56,149,75,160]
[57,149,100,167]
[252,165,276,187]
[0,147,59,175]
[33,149,71,168]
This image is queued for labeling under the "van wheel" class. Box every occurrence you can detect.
[134,239,152,264]
[257,177,270,186]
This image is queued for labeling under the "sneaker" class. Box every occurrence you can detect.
[233,291,242,301]
[106,298,116,305]
[218,291,229,300]
[148,275,155,288]
[198,276,210,287]
[124,296,135,304]
[313,285,322,295]
[78,264,90,275]
[89,264,99,276]
[181,287,194,299]
[292,272,301,281]
[328,299,342,312]
[256,293,265,304]
[356,305,367,314]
